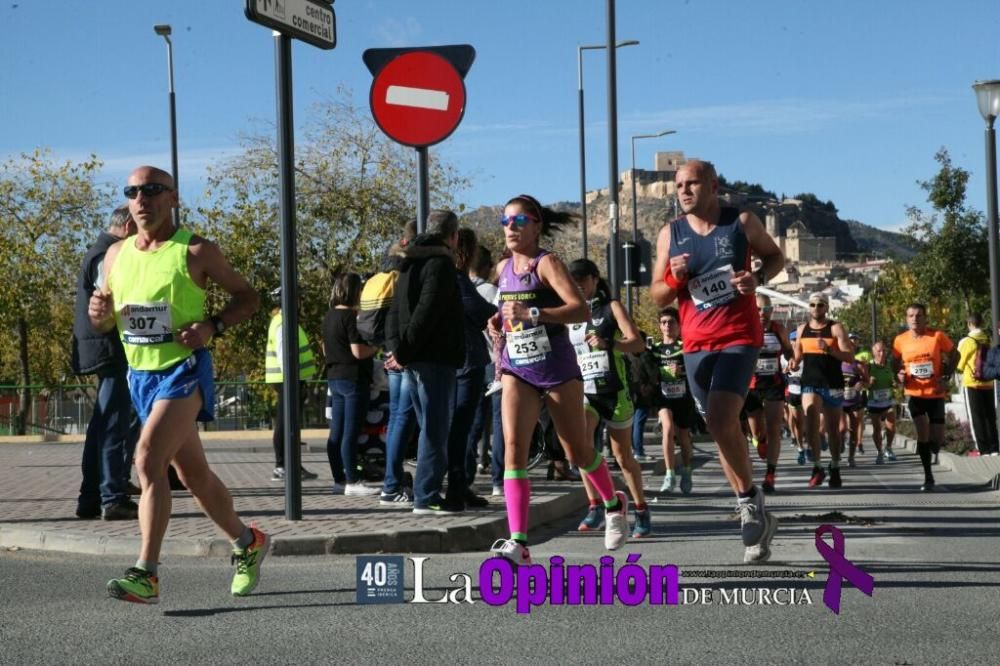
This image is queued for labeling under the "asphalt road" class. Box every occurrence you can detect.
[2,441,998,665]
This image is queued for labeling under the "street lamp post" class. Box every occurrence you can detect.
[154,24,180,227]
[974,80,1000,341]
[577,39,638,260]
[973,79,1000,454]
[627,129,675,314]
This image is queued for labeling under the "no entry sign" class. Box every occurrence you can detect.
[369,50,468,148]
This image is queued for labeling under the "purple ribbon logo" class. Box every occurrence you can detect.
[815,524,875,614]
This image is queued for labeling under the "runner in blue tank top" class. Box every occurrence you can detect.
[487,194,632,565]
[650,159,784,565]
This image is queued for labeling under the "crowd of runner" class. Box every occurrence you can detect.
[74,160,983,604]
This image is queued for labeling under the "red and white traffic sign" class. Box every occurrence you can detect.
[370,51,467,148]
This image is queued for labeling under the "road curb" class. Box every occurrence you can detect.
[896,436,1000,488]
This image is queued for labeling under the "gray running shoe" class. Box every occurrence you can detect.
[743,511,778,563]
[738,490,769,547]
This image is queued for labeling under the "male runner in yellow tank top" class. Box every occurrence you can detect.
[89,166,264,604]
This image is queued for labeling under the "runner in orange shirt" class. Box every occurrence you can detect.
[891,303,957,491]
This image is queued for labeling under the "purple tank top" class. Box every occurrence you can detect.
[498,251,581,389]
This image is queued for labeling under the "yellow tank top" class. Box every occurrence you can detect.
[108,227,205,371]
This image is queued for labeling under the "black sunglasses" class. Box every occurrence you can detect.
[809,302,826,308]
[124,183,174,199]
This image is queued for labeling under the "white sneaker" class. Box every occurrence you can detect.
[489,538,532,565]
[491,485,503,497]
[604,491,629,551]
[484,380,503,397]
[659,471,675,493]
[345,482,381,496]
[331,482,346,495]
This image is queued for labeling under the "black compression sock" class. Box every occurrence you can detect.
[916,441,933,475]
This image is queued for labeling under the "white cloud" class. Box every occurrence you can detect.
[622,94,955,135]
[373,17,423,47]
[0,145,244,205]
[96,146,243,181]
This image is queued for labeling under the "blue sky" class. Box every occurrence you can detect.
[2,0,998,232]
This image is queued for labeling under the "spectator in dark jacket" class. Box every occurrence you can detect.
[444,228,495,510]
[982,327,1000,382]
[386,210,465,513]
[71,205,141,520]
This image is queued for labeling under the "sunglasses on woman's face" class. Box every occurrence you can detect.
[500,213,538,229]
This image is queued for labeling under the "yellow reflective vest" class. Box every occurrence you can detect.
[265,312,317,383]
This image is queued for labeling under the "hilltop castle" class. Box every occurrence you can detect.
[603,150,837,263]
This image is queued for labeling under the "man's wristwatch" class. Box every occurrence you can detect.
[210,315,226,337]
[528,307,541,327]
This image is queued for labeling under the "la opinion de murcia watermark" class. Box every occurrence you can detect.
[355,524,875,615]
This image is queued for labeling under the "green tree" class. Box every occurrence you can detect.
[0,149,110,433]
[717,175,777,200]
[193,92,472,379]
[838,149,989,348]
[902,148,989,333]
[791,192,837,214]
[836,261,919,346]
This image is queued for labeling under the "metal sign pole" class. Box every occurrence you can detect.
[605,0,621,301]
[578,49,588,259]
[275,32,302,521]
[416,146,430,233]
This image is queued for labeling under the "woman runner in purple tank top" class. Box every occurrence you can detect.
[487,194,632,565]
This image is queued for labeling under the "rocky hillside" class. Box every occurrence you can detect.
[460,189,920,262]
[844,219,919,260]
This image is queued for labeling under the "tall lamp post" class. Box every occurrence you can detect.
[577,39,638,259]
[974,80,1000,343]
[154,24,180,227]
[627,129,675,314]
[974,80,1000,454]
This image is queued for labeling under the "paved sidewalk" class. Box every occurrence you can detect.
[4,425,994,559]
[0,430,662,558]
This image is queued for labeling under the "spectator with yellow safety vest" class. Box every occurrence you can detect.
[265,289,320,482]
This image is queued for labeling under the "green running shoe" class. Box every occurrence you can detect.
[107,567,159,604]
[231,526,270,597]
[631,507,652,538]
[679,466,693,495]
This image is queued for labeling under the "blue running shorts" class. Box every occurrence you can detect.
[127,348,215,423]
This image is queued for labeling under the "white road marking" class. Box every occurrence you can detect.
[386,85,449,111]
